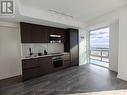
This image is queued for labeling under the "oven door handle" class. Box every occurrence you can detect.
[53,58,63,61]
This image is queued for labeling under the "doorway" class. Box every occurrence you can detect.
[89,27,109,68]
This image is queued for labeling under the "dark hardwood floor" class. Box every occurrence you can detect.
[1,64,127,95]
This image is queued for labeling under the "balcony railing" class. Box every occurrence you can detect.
[90,48,109,67]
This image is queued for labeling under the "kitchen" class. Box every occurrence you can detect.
[2,0,127,94]
[20,22,79,81]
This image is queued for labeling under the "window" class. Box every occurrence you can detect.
[89,27,109,68]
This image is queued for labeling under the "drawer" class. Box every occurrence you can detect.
[22,59,40,69]
[64,60,71,68]
[62,54,70,61]
[23,67,40,81]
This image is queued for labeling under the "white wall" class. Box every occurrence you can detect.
[117,8,127,80]
[109,20,119,72]
[79,29,89,66]
[0,22,22,80]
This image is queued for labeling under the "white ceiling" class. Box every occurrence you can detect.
[20,0,127,22]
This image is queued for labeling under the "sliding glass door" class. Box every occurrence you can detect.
[89,27,109,68]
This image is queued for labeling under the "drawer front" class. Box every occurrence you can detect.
[64,60,71,68]
[22,59,40,69]
[23,67,40,81]
[62,54,70,61]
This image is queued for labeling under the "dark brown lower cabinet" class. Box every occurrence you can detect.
[23,67,40,81]
[22,54,71,81]
[64,61,71,68]
[39,57,53,75]
[62,54,71,68]
[22,57,53,81]
[22,58,40,81]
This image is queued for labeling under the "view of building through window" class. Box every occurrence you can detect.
[90,27,109,68]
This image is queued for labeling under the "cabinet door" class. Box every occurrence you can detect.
[70,29,79,66]
[64,61,71,68]
[20,23,32,43]
[64,31,70,52]
[63,54,71,68]
[31,25,48,43]
[23,68,40,81]
[21,22,48,43]
[30,25,42,43]
[39,57,53,75]
[22,58,40,81]
[59,29,66,43]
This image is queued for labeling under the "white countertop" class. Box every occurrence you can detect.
[21,52,69,60]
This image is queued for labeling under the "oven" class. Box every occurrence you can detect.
[52,56,63,68]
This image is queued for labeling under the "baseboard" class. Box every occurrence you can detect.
[0,75,22,88]
[117,74,127,82]
[109,66,118,72]
[109,68,118,73]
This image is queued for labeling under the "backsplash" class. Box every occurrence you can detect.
[21,43,64,58]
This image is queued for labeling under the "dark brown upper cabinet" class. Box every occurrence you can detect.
[30,25,48,43]
[46,27,66,43]
[20,23,32,43]
[20,22,48,43]
[20,22,66,43]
